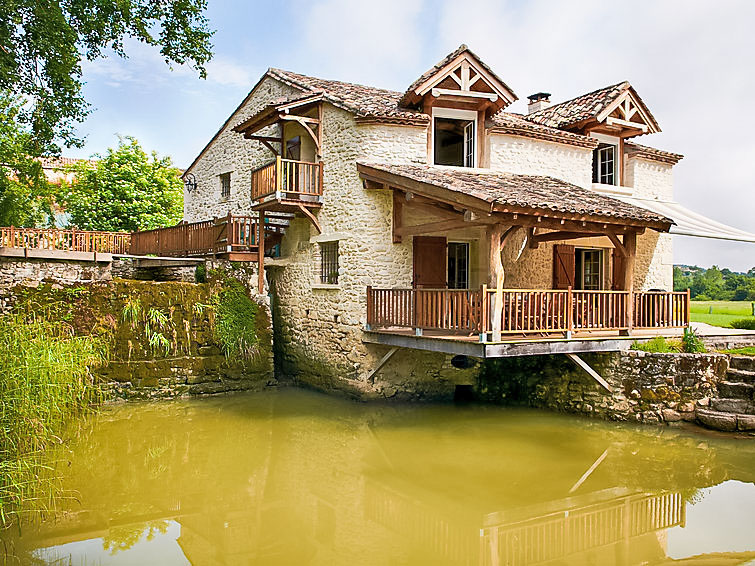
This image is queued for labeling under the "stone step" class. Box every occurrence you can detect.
[729,355,755,372]
[718,381,755,400]
[710,398,755,415]
[726,368,755,384]
[696,408,755,432]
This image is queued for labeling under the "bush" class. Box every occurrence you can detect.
[730,318,755,330]
[631,337,681,353]
[693,294,711,301]
[682,327,706,353]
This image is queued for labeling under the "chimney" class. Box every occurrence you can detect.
[527,92,551,114]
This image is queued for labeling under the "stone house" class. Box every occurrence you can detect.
[181,45,742,399]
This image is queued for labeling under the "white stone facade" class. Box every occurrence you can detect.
[184,73,679,396]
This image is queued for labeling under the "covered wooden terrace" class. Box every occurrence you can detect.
[358,162,685,356]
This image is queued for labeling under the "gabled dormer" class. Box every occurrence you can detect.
[400,45,518,169]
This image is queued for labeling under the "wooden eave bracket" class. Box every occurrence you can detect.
[297,204,322,234]
[596,89,660,135]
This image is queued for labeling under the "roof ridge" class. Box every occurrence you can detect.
[269,67,403,96]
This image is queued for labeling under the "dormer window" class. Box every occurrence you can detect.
[432,108,477,167]
[593,143,616,185]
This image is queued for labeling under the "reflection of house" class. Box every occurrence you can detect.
[175,44,755,391]
[39,156,97,185]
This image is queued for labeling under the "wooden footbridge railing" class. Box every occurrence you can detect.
[366,287,691,341]
[0,226,131,254]
[129,214,284,257]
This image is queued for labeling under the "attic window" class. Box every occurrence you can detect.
[593,144,616,185]
[432,109,477,168]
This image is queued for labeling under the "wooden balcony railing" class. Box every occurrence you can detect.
[129,214,283,257]
[0,226,130,254]
[251,157,323,202]
[366,287,690,340]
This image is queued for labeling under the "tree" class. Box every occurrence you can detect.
[0,1,213,150]
[58,136,182,232]
[0,93,53,226]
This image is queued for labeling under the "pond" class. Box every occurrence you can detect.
[13,388,755,565]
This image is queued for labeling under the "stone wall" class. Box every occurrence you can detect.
[477,351,728,424]
[1,263,274,400]
[0,257,114,290]
[183,76,300,222]
[489,133,593,188]
[625,155,674,200]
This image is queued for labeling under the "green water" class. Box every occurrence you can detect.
[12,389,755,565]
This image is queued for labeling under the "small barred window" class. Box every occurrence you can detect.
[220,172,231,198]
[320,241,339,284]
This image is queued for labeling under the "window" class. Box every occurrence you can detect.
[432,109,477,167]
[448,242,470,289]
[575,248,604,290]
[592,143,616,185]
[320,241,339,284]
[220,172,231,198]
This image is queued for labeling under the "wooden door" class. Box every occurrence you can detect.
[413,236,447,288]
[553,244,575,289]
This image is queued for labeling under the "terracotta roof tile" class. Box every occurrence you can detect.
[525,81,629,129]
[624,141,683,165]
[358,162,672,226]
[489,112,598,148]
[268,68,428,124]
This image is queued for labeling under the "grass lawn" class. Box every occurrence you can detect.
[723,346,755,356]
[689,300,755,328]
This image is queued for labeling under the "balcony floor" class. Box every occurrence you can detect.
[363,323,755,358]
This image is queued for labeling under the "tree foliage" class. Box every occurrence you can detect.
[0,93,52,226]
[58,136,183,232]
[0,0,213,149]
[674,264,755,301]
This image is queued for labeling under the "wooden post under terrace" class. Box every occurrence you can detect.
[622,231,637,334]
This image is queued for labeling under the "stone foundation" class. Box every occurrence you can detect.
[477,351,728,424]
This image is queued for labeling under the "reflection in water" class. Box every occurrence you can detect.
[11,389,755,565]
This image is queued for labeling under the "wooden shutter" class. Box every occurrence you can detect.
[413,236,447,288]
[612,249,626,290]
[552,245,575,289]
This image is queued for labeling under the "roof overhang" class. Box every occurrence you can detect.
[358,162,671,234]
[587,87,660,138]
[232,93,324,136]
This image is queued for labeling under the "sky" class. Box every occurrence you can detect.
[66,0,755,271]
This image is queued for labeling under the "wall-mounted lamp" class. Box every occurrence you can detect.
[184,173,197,194]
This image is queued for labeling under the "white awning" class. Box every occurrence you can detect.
[616,195,755,243]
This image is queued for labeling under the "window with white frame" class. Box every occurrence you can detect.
[319,241,339,284]
[447,242,470,289]
[592,143,617,185]
[432,108,477,167]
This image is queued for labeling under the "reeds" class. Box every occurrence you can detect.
[0,311,108,528]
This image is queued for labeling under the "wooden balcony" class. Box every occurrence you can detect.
[251,157,323,213]
[0,226,130,261]
[129,214,284,260]
[366,287,691,342]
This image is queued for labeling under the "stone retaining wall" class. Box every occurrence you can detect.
[477,351,728,424]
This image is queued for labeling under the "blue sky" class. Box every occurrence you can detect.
[67,0,755,271]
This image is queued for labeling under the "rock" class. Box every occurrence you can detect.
[696,397,710,407]
[679,402,695,413]
[661,409,682,422]
[696,408,737,432]
[737,414,755,431]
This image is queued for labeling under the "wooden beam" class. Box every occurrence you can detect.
[566,353,613,393]
[622,232,637,335]
[606,232,627,257]
[244,134,283,143]
[260,140,279,155]
[490,225,522,341]
[396,219,485,237]
[605,117,648,132]
[568,448,609,494]
[366,348,399,382]
[404,198,463,221]
[258,210,265,294]
[532,231,603,244]
[393,191,402,243]
[281,115,321,154]
[297,204,322,234]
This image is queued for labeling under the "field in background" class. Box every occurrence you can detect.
[690,300,755,328]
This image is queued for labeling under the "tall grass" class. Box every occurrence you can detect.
[0,311,108,529]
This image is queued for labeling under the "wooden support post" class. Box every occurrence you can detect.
[258,210,265,294]
[686,288,691,327]
[275,155,283,199]
[565,353,613,393]
[366,285,373,330]
[479,284,488,343]
[393,191,403,244]
[567,286,573,339]
[489,225,504,342]
[622,232,637,335]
